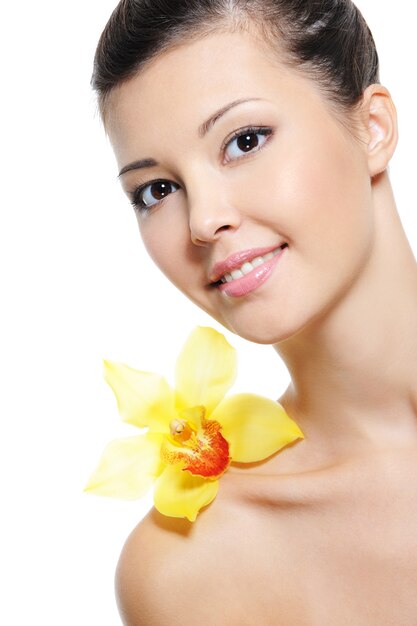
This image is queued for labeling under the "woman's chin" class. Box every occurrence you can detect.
[215,315,306,346]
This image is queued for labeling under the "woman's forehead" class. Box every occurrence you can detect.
[105,29,327,165]
[106,30,293,127]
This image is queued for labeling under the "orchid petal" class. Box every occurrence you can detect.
[103,360,175,432]
[211,393,304,463]
[154,465,219,522]
[84,432,164,499]
[175,327,236,415]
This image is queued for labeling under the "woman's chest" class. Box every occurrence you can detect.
[209,450,417,625]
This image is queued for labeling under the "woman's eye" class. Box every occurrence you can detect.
[224,127,273,162]
[132,180,180,211]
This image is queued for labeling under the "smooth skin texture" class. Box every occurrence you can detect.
[106,28,417,626]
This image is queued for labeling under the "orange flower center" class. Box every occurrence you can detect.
[169,418,195,444]
[160,406,231,479]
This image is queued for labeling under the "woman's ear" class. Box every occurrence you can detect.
[360,84,398,177]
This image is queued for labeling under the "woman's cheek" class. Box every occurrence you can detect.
[138,202,191,277]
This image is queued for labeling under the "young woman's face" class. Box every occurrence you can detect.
[106,30,374,344]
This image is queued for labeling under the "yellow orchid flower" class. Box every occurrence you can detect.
[85,326,304,522]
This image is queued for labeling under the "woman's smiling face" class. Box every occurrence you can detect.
[106,29,374,344]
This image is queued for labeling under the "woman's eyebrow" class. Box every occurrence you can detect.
[118,97,262,177]
[198,97,263,138]
[118,157,158,178]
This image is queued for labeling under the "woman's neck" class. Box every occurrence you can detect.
[275,173,417,461]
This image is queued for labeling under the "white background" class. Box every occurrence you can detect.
[0,1,415,624]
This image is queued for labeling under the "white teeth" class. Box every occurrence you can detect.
[219,245,286,284]
[251,256,264,267]
[241,262,254,275]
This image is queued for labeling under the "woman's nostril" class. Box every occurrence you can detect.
[215,224,232,234]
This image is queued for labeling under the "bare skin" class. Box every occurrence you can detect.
[117,445,417,625]
[106,27,417,626]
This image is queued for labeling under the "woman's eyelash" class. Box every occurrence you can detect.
[130,125,274,212]
[221,125,274,161]
[130,179,177,212]
[130,182,145,209]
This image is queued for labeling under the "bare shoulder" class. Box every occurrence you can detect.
[115,509,190,625]
[114,475,307,626]
[115,505,230,626]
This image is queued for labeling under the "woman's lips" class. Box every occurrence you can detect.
[209,243,287,284]
[217,244,288,297]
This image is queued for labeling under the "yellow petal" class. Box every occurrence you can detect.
[84,432,164,499]
[211,394,304,463]
[175,327,236,415]
[153,465,219,522]
[103,360,175,432]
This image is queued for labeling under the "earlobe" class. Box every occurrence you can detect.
[363,85,398,177]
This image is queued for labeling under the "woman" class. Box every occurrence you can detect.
[92,1,417,623]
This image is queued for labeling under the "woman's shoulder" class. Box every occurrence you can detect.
[114,470,329,626]
[115,505,232,626]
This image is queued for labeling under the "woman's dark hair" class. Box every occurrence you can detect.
[92,0,380,128]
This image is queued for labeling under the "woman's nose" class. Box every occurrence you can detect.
[188,187,242,246]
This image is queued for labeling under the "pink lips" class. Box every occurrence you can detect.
[210,244,286,283]
[210,244,288,298]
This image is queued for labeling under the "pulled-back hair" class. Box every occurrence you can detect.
[92,0,380,126]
